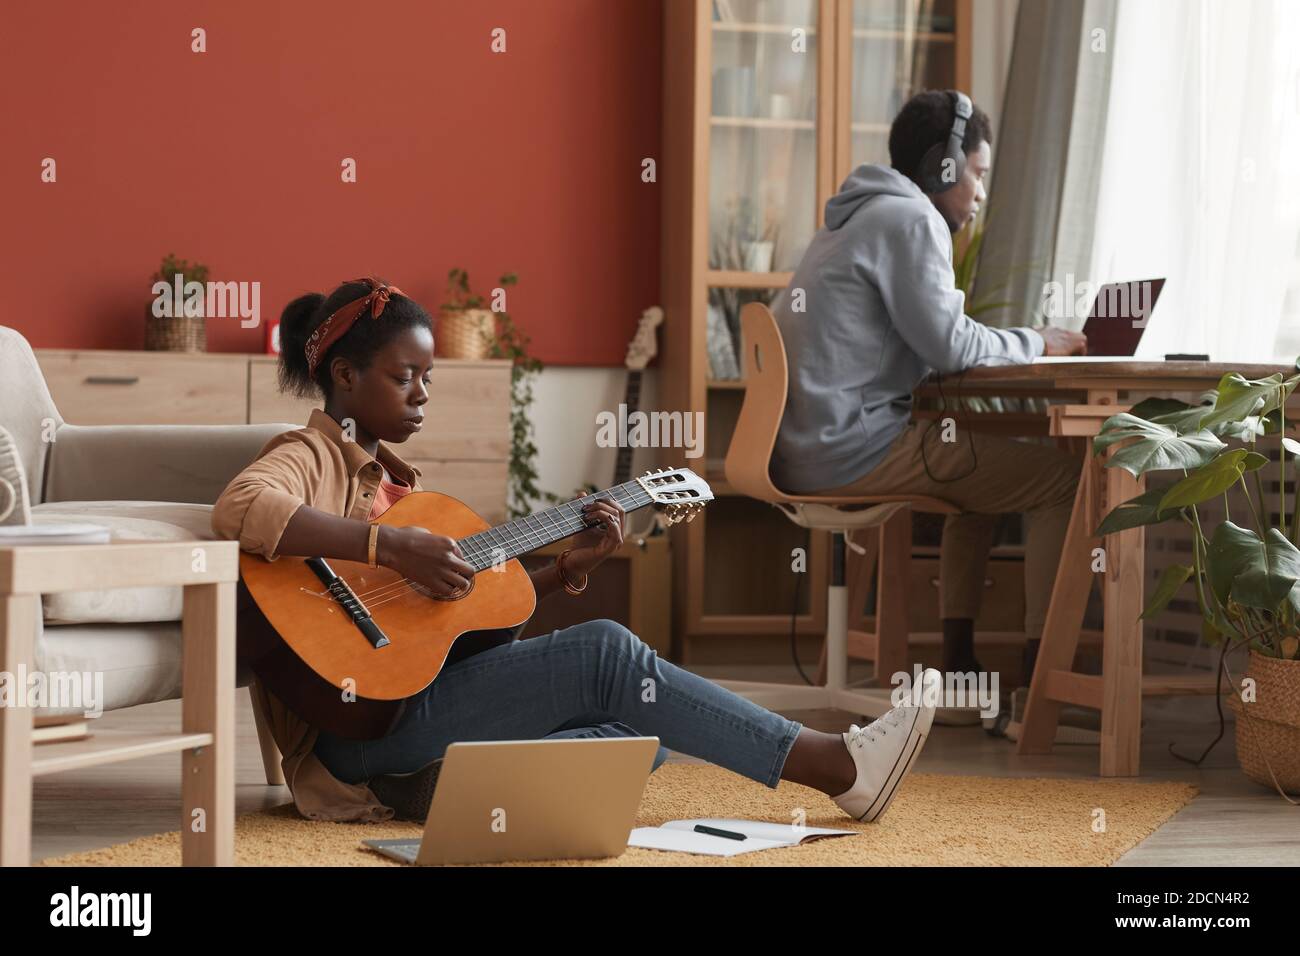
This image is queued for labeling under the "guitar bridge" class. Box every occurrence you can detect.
[305,557,390,649]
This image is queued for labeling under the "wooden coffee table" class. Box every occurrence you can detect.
[0,540,238,866]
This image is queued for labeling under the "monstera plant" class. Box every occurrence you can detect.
[1095,366,1300,795]
[1096,368,1300,657]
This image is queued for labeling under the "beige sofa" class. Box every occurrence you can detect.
[0,325,297,783]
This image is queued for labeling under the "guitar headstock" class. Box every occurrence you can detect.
[635,467,713,526]
[624,306,664,372]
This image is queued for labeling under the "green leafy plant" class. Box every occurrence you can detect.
[443,267,491,311]
[709,197,782,362]
[152,252,209,286]
[949,211,1040,416]
[952,215,1013,320]
[1095,366,1300,661]
[443,269,552,520]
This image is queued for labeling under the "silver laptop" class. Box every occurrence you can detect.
[362,737,660,865]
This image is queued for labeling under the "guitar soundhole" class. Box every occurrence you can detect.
[413,578,475,602]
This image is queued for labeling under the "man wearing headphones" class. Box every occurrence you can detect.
[769,90,1087,701]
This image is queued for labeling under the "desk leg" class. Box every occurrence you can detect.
[1018,455,1100,755]
[0,594,37,867]
[1101,465,1145,776]
[181,581,235,866]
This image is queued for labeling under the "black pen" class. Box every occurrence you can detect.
[695,824,747,841]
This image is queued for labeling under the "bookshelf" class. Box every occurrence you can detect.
[660,0,971,659]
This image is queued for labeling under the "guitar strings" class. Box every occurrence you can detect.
[338,484,656,608]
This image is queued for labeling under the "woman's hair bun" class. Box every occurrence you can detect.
[276,292,326,399]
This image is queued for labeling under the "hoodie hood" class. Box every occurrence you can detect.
[824,164,927,231]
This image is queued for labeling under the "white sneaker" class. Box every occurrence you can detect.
[832,667,940,822]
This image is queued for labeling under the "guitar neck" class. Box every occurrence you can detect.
[613,370,642,486]
[458,479,653,572]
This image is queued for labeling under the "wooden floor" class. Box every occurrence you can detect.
[27,663,1299,866]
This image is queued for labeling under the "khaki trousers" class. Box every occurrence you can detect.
[808,422,1080,642]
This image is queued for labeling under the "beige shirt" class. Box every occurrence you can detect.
[211,407,425,823]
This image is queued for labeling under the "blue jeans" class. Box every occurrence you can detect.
[313,618,802,788]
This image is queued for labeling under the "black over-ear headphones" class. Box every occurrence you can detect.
[915,90,973,195]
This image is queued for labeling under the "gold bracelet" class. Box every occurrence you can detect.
[556,549,588,596]
[368,523,380,569]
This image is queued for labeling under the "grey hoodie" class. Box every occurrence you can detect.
[768,164,1043,493]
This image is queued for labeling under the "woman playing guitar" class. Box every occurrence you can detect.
[212,277,940,824]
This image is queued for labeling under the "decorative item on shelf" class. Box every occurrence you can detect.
[265,318,281,355]
[706,303,741,381]
[447,269,554,520]
[707,197,781,380]
[437,267,498,361]
[711,66,757,119]
[145,252,209,352]
[1094,367,1300,796]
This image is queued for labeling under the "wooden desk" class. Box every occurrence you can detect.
[941,360,1292,776]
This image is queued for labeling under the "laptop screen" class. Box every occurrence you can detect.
[1082,278,1166,356]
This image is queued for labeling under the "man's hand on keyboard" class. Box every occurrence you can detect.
[1038,327,1088,356]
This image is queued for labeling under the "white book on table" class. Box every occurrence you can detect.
[629,818,857,857]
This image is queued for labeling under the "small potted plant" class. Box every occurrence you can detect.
[440,269,550,519]
[1094,366,1300,795]
[438,267,500,361]
[146,252,209,352]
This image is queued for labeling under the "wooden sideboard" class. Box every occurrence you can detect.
[34,349,513,523]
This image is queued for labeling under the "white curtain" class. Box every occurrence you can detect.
[1086,0,1300,363]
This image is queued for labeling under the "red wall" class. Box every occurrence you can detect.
[0,0,662,366]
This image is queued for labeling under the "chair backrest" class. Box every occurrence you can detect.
[723,303,790,503]
[0,326,65,506]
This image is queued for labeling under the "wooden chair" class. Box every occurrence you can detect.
[714,303,958,715]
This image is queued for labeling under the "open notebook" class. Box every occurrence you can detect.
[629,818,857,857]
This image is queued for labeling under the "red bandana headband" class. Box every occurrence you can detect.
[304,277,407,376]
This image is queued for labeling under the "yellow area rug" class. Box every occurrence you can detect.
[40,765,1196,866]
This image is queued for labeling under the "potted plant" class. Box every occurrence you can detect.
[440,269,550,519]
[146,252,209,352]
[438,267,498,361]
[1094,366,1300,795]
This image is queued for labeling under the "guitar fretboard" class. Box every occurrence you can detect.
[459,479,653,572]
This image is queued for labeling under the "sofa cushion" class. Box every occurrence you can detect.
[30,501,218,624]
[33,619,255,718]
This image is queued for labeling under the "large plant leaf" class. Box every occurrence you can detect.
[1157,449,1266,513]
[1130,397,1193,420]
[1149,406,1213,433]
[1205,522,1300,611]
[1201,373,1299,430]
[1093,413,1225,476]
[1141,564,1194,620]
[1095,481,1181,536]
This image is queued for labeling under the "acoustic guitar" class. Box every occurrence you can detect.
[236,467,713,740]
